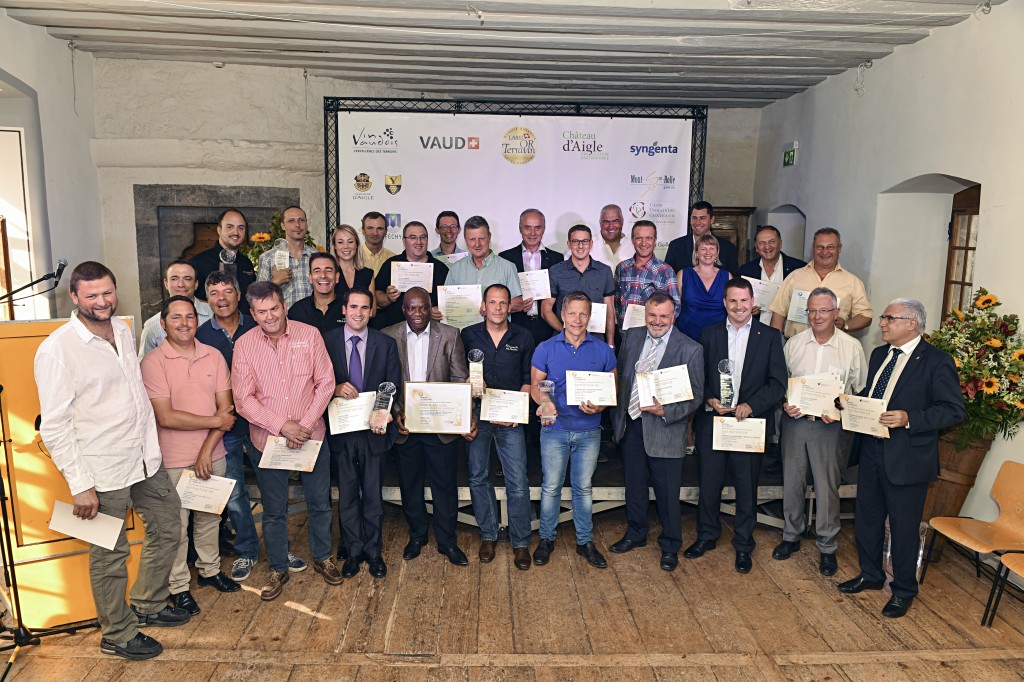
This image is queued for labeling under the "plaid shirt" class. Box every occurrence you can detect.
[257,243,319,310]
[614,255,680,321]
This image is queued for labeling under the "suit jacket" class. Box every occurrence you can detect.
[499,244,565,342]
[612,327,704,456]
[665,234,740,275]
[850,338,965,485]
[737,252,806,281]
[383,320,469,444]
[323,327,403,455]
[695,318,787,442]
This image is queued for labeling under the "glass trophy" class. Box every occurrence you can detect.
[369,381,396,432]
[272,238,290,272]
[718,359,736,409]
[219,247,238,279]
[538,379,557,426]
[468,349,485,398]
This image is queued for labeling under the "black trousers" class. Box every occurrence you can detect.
[331,435,385,560]
[620,419,684,553]
[854,438,929,598]
[394,434,459,549]
[695,422,760,552]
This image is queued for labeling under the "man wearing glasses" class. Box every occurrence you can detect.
[431,210,466,268]
[769,228,873,339]
[542,224,616,346]
[373,221,449,329]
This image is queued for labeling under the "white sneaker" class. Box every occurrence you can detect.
[287,552,307,572]
[231,557,255,582]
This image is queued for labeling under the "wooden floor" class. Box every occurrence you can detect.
[8,505,1024,681]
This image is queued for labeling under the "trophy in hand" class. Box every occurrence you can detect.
[538,379,557,426]
[219,246,238,279]
[272,238,290,272]
[369,381,396,434]
[718,359,736,410]
[468,349,485,398]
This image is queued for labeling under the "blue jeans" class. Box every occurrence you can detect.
[250,440,333,573]
[539,428,601,544]
[222,431,259,561]
[467,421,531,548]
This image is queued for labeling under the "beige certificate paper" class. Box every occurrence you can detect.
[518,270,551,301]
[788,289,841,325]
[259,436,323,472]
[638,364,694,408]
[405,382,472,434]
[587,302,608,333]
[787,373,843,419]
[49,500,124,550]
[480,388,530,424]
[328,392,376,434]
[392,261,434,293]
[712,417,766,453]
[438,284,482,329]
[566,370,617,406]
[175,470,236,514]
[840,395,890,438]
[622,303,646,330]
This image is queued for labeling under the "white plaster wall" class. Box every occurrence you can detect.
[751,2,1024,518]
[704,107,760,207]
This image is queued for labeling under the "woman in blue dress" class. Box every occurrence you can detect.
[675,234,731,341]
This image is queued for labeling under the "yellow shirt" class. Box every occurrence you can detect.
[360,244,396,276]
[768,262,873,338]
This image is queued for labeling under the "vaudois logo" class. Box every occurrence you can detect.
[420,136,480,150]
[629,141,679,157]
[352,127,397,148]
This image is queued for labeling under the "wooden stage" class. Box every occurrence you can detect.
[7,504,1024,681]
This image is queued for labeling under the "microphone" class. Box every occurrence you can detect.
[53,259,68,285]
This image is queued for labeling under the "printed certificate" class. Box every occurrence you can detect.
[273,248,290,272]
[518,270,552,301]
[405,382,472,434]
[787,373,843,419]
[637,364,694,408]
[712,417,766,453]
[787,289,841,325]
[392,261,434,293]
[840,395,890,438]
[742,276,781,311]
[328,392,377,434]
[566,370,617,406]
[175,470,235,515]
[438,284,482,329]
[259,436,323,472]
[587,302,608,333]
[49,501,124,551]
[480,388,530,424]
[622,303,646,331]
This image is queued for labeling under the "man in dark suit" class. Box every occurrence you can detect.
[324,287,402,579]
[610,292,704,571]
[499,208,565,346]
[384,287,471,566]
[837,298,965,618]
[191,209,257,315]
[685,277,787,573]
[664,201,740,275]
[737,225,806,317]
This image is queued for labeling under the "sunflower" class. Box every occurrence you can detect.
[1014,349,1024,361]
[1016,401,1024,410]
[952,308,964,321]
[975,293,998,309]
[954,357,962,368]
[984,338,1004,348]
[1008,373,1021,383]
[980,377,999,394]
[250,232,271,243]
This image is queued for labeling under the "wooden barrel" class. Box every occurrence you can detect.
[922,432,993,560]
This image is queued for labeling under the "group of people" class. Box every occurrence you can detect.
[33,200,965,662]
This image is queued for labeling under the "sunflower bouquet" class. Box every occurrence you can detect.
[241,211,322,268]
[926,289,1024,446]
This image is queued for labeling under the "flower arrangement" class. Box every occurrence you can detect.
[926,288,1024,447]
[241,212,322,268]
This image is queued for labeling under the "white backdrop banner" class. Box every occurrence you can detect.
[337,112,693,258]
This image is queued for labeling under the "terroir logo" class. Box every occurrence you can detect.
[352,127,398,149]
[629,141,679,157]
[501,127,536,165]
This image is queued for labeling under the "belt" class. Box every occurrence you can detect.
[804,415,818,422]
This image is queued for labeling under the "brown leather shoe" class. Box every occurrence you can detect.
[260,570,289,601]
[513,547,531,571]
[314,558,344,585]
[479,540,497,563]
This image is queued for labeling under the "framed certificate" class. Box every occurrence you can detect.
[712,417,766,453]
[438,285,483,329]
[328,392,377,434]
[480,388,530,424]
[566,370,617,406]
[392,261,434,293]
[404,382,473,434]
[587,302,608,333]
[258,437,323,472]
[518,270,552,301]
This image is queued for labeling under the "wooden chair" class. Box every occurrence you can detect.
[984,553,1024,627]
[920,459,1024,626]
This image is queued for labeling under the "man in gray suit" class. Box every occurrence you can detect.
[610,292,704,571]
[384,287,471,566]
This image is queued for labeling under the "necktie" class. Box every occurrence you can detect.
[870,347,901,400]
[349,336,363,392]
[628,337,662,420]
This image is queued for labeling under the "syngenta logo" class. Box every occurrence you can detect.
[629,141,679,157]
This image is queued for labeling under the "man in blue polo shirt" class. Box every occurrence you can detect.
[530,290,617,569]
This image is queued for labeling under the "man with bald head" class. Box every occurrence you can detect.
[591,204,634,267]
[192,208,257,314]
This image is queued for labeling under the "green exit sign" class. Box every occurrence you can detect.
[783,142,798,167]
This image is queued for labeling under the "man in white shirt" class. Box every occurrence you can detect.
[773,287,866,576]
[737,226,807,324]
[591,204,634,267]
[35,262,188,661]
[138,259,213,358]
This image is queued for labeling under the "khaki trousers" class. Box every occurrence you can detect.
[165,456,227,594]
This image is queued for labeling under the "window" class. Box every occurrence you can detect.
[941,185,980,317]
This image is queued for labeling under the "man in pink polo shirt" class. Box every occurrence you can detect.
[141,296,242,615]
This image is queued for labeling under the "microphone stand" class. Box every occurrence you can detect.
[0,268,61,304]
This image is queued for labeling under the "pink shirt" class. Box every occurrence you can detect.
[141,339,231,468]
[231,320,334,452]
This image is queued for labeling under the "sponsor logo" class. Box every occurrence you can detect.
[352,127,398,153]
[385,213,401,229]
[629,141,679,157]
[630,173,676,187]
[629,202,647,219]
[562,130,607,160]
[354,172,372,192]
[501,126,536,165]
[419,135,480,150]
[385,175,402,195]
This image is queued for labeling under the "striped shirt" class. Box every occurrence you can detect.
[614,255,680,321]
[231,319,335,451]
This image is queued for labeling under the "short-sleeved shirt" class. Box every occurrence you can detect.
[445,251,524,298]
[141,339,231,468]
[373,251,450,329]
[461,322,535,392]
[768,262,873,338]
[137,299,213,359]
[531,331,616,433]
[547,257,615,317]
[288,294,345,336]
[614,255,680,320]
[784,327,867,395]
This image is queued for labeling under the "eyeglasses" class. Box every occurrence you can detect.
[437,225,460,232]
[807,308,837,316]
[879,315,914,322]
[404,235,428,241]
[569,239,592,246]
